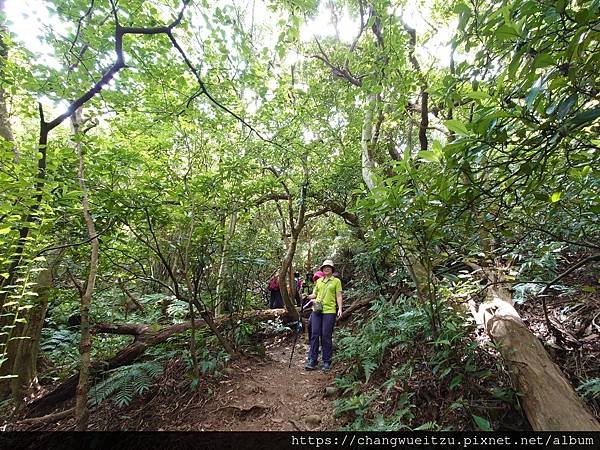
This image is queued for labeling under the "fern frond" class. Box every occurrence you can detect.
[88,360,164,407]
[578,378,600,399]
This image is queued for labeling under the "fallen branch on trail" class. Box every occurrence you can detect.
[469,270,600,431]
[15,407,75,426]
[92,308,294,337]
[26,309,293,416]
[93,322,150,336]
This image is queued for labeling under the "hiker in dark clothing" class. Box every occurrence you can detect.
[268,274,283,309]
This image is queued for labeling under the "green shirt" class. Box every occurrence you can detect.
[313,276,342,314]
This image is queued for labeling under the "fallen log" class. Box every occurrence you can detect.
[470,271,600,431]
[27,308,293,415]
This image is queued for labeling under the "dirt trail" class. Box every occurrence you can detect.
[10,333,343,431]
[188,335,342,431]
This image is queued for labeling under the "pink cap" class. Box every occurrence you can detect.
[312,271,324,282]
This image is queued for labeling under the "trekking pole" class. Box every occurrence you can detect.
[288,302,305,368]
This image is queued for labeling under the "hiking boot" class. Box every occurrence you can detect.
[322,362,331,372]
[305,359,317,370]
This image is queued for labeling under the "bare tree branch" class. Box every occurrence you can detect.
[313,38,363,87]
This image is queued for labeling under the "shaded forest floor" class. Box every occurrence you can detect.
[12,334,342,431]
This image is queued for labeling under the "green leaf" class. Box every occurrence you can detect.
[444,120,469,136]
[556,94,578,120]
[532,53,554,69]
[414,421,438,430]
[546,101,558,116]
[449,375,463,390]
[472,414,493,431]
[0,227,12,235]
[440,366,452,378]
[550,192,561,203]
[363,361,377,383]
[508,47,526,79]
[495,24,519,42]
[454,1,471,31]
[577,378,600,399]
[449,401,464,410]
[525,78,543,108]
[417,151,439,162]
[569,107,600,128]
[466,91,490,100]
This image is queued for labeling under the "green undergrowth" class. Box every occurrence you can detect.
[577,378,600,400]
[83,313,289,408]
[332,296,520,431]
[89,359,166,408]
[37,288,275,409]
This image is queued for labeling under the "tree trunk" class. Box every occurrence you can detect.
[0,121,48,390]
[216,212,237,315]
[305,227,313,272]
[357,74,431,310]
[418,91,429,152]
[471,272,600,431]
[193,300,235,355]
[0,0,15,158]
[279,232,300,321]
[0,0,17,396]
[9,250,64,404]
[360,93,377,191]
[72,110,100,431]
[188,299,200,380]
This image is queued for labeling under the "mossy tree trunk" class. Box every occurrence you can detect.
[9,250,64,405]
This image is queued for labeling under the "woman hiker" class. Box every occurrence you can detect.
[303,260,343,372]
[267,272,283,309]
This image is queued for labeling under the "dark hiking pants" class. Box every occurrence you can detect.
[308,312,336,364]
